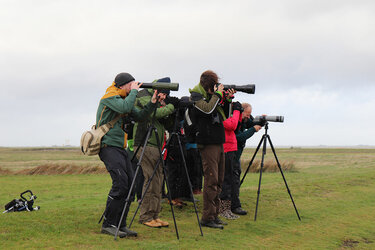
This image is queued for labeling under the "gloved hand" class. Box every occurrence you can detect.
[165,96,180,108]
[232,101,243,112]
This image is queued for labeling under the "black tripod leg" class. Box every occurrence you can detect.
[128,155,163,228]
[155,130,179,240]
[267,135,301,221]
[254,135,267,221]
[114,127,153,240]
[175,133,203,236]
[240,135,265,186]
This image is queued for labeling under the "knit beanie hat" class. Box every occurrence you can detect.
[114,73,135,87]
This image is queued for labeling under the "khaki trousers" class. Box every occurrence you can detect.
[135,146,163,223]
[199,144,225,221]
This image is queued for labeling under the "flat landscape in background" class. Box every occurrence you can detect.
[1,147,375,249]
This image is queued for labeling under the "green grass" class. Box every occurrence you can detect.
[1,147,375,249]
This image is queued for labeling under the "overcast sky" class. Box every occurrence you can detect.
[1,0,374,147]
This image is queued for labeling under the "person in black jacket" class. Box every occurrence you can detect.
[189,70,226,229]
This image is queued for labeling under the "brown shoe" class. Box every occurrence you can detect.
[155,218,169,227]
[168,199,183,208]
[193,189,202,195]
[143,219,162,228]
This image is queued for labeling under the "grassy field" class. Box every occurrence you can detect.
[0,147,375,249]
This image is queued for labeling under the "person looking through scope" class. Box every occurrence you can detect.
[97,72,159,238]
[231,103,262,216]
[189,70,227,229]
[133,77,177,228]
[218,96,244,220]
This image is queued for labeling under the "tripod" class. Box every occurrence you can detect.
[128,106,203,237]
[111,105,179,240]
[240,123,301,221]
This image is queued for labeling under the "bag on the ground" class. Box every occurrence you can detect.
[3,190,40,213]
[80,115,120,156]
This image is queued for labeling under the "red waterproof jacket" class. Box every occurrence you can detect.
[223,110,242,153]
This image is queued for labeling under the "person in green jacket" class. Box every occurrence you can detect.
[133,77,176,228]
[96,72,158,238]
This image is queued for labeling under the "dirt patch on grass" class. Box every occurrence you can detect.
[0,164,107,175]
[240,159,296,173]
[342,239,360,248]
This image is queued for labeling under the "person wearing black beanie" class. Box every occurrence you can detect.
[114,73,135,87]
[96,72,158,238]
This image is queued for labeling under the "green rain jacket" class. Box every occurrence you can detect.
[96,89,156,148]
[133,89,175,148]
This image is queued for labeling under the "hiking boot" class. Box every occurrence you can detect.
[143,219,162,228]
[120,227,138,237]
[220,200,239,220]
[101,226,127,238]
[200,219,224,229]
[232,207,248,215]
[155,218,169,227]
[214,217,228,225]
[219,210,234,219]
[168,199,184,208]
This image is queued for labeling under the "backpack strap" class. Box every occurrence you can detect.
[106,114,121,128]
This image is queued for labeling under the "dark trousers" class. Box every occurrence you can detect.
[127,148,144,201]
[199,144,225,221]
[186,148,203,191]
[99,146,134,228]
[220,151,236,201]
[231,158,242,209]
[165,139,186,199]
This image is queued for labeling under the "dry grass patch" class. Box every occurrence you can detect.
[0,164,106,175]
[240,159,296,173]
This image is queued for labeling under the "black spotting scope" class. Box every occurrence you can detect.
[222,84,255,94]
[253,115,284,123]
[141,82,179,91]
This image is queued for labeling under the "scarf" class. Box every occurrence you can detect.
[189,82,227,120]
[100,82,128,148]
[101,82,127,100]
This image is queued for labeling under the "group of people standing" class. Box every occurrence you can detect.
[95,70,261,238]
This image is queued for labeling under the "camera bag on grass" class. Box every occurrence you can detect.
[3,190,40,213]
[80,114,120,156]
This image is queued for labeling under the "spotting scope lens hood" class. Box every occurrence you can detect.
[222,84,255,94]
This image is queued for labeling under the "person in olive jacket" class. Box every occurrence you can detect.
[96,72,158,238]
[133,77,176,228]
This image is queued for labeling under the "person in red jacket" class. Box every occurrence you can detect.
[219,99,244,220]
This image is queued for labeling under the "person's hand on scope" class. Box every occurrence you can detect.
[227,88,236,98]
[151,90,158,103]
[131,81,142,91]
[214,83,224,93]
[254,125,262,132]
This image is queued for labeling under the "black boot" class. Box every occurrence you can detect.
[200,219,224,229]
[232,207,248,215]
[120,226,138,237]
[101,225,127,238]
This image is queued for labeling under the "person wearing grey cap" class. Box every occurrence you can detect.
[97,72,158,238]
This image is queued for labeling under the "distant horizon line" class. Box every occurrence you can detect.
[1,145,375,149]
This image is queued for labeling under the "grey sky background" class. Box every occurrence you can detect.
[1,0,374,147]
